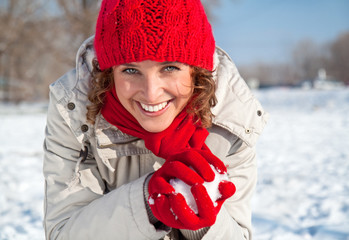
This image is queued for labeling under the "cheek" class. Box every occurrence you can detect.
[173,74,193,97]
[178,86,193,102]
[114,78,134,99]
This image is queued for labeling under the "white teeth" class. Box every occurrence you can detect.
[140,101,168,112]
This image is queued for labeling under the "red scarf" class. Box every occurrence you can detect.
[101,89,211,159]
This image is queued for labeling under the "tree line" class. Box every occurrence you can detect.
[0,0,348,102]
[0,0,99,102]
[239,32,349,88]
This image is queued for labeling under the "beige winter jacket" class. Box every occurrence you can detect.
[43,36,268,240]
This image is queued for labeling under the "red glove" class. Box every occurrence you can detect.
[148,150,214,198]
[148,150,236,230]
[149,181,235,230]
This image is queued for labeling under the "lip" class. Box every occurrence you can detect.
[136,100,172,117]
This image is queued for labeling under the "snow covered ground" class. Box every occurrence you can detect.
[252,88,349,240]
[0,103,47,240]
[0,88,348,239]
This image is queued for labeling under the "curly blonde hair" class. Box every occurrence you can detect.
[86,59,217,128]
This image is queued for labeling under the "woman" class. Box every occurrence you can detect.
[43,0,268,239]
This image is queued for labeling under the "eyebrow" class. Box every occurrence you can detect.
[119,61,183,67]
[160,61,180,65]
[120,63,138,67]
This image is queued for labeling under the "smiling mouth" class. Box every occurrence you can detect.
[140,101,169,113]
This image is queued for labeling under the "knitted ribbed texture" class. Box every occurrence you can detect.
[180,228,210,239]
[94,0,215,71]
[144,174,210,239]
[143,174,159,225]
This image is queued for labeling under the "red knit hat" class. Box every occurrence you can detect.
[94,0,215,71]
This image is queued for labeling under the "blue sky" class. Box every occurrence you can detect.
[211,0,349,65]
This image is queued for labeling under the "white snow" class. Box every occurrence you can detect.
[148,197,155,205]
[169,165,228,214]
[252,88,349,240]
[0,88,349,239]
[0,103,47,240]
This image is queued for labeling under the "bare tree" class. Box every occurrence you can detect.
[0,0,48,101]
[55,0,99,48]
[0,0,99,101]
[327,32,349,85]
[291,39,328,83]
[239,61,298,87]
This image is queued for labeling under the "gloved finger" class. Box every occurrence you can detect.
[191,184,216,225]
[154,194,184,229]
[198,149,227,174]
[168,150,215,182]
[168,193,200,229]
[161,161,204,185]
[149,176,175,195]
[218,180,236,200]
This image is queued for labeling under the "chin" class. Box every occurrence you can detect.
[142,126,167,133]
[140,122,170,133]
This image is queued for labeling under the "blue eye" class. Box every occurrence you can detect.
[123,68,138,74]
[164,66,180,72]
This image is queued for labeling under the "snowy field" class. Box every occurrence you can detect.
[0,88,348,240]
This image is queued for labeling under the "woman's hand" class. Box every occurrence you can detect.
[147,150,236,230]
[150,180,235,230]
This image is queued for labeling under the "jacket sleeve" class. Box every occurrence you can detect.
[43,90,169,239]
[182,125,257,240]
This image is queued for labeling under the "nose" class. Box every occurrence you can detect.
[142,73,164,103]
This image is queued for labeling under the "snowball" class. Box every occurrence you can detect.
[169,165,229,214]
[148,197,154,205]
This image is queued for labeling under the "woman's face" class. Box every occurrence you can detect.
[113,60,193,133]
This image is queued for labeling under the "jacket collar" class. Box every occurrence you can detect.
[211,47,268,147]
[75,36,96,96]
